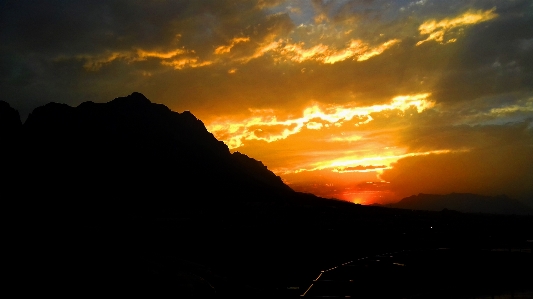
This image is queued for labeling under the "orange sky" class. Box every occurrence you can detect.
[2,0,533,205]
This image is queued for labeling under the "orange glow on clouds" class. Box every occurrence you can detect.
[9,0,533,207]
[207,93,448,204]
[161,58,213,69]
[207,93,434,149]
[136,49,186,60]
[214,37,251,54]
[274,38,401,64]
[232,37,400,64]
[417,8,498,46]
[79,47,213,71]
[294,149,452,174]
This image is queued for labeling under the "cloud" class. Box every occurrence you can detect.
[207,93,434,148]
[161,58,214,70]
[328,134,362,142]
[214,37,251,55]
[275,38,401,64]
[1,0,405,79]
[308,149,452,174]
[310,0,382,25]
[2,0,532,204]
[396,103,533,153]
[416,8,498,46]
[306,121,323,130]
[489,98,533,115]
[333,165,389,173]
[76,47,196,71]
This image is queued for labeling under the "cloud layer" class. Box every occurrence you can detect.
[2,0,532,205]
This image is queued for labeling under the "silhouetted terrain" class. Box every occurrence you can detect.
[388,193,533,215]
[2,94,532,298]
[18,93,293,213]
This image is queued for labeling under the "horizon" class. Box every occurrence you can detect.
[5,95,533,211]
[2,1,532,206]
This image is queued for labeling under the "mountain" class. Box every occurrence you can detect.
[387,193,533,215]
[0,100,22,134]
[15,92,297,218]
[1,101,23,194]
[0,100,22,152]
[7,92,315,297]
[6,92,354,296]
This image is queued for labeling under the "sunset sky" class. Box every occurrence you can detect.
[2,0,532,205]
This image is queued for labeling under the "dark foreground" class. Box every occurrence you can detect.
[8,201,532,298]
[301,248,532,298]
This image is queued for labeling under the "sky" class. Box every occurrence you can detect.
[2,0,533,205]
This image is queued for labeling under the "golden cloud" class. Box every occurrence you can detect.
[328,134,363,143]
[136,48,186,60]
[214,37,251,55]
[78,46,208,71]
[79,25,399,71]
[161,57,213,69]
[206,93,434,149]
[333,165,389,173]
[285,149,456,180]
[306,121,324,130]
[275,38,400,64]
[417,8,498,46]
[82,52,124,71]
[489,98,533,115]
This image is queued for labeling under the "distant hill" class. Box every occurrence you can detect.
[387,193,533,215]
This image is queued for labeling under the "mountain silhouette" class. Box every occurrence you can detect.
[6,92,359,297]
[387,193,533,215]
[0,100,22,134]
[1,101,23,195]
[16,92,297,219]
[0,100,22,152]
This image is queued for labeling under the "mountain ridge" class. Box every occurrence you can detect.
[386,192,533,215]
[3,92,298,220]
